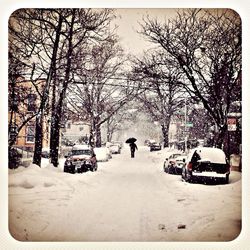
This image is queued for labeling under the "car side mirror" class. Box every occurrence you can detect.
[92,153,96,157]
[166,158,168,161]
[183,158,186,163]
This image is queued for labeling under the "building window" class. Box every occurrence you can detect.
[79,127,84,131]
[27,94,36,112]
[26,126,35,143]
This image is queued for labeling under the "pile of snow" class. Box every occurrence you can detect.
[8,147,242,243]
[9,164,65,195]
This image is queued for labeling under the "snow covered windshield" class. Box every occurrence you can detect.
[72,150,91,156]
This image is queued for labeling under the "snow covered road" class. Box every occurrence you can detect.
[8,146,241,242]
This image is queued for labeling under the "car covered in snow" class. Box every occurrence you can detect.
[164,154,187,175]
[181,147,230,184]
[149,142,162,151]
[94,147,110,162]
[64,144,97,173]
[109,143,121,154]
[41,148,50,158]
[163,153,183,174]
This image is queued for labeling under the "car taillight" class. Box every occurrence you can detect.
[187,162,192,170]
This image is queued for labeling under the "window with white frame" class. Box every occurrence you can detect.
[26,126,35,143]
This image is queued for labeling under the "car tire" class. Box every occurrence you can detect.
[224,173,229,184]
[181,168,186,181]
[168,165,174,174]
[186,172,193,183]
[163,163,167,173]
[91,163,98,172]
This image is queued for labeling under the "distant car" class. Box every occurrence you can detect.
[181,147,230,184]
[163,153,183,174]
[94,147,110,162]
[41,148,50,158]
[112,141,123,149]
[145,139,156,146]
[109,143,121,154]
[64,145,97,174]
[106,147,112,159]
[149,142,162,151]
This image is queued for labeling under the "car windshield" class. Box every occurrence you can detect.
[72,150,91,156]
[170,154,181,159]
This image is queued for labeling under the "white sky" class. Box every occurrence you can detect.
[113,9,178,55]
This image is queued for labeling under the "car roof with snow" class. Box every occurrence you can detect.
[187,147,227,164]
[175,155,187,160]
[72,144,91,150]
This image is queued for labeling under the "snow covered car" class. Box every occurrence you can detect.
[64,145,97,173]
[109,143,121,154]
[41,148,50,158]
[174,155,187,174]
[163,153,183,174]
[94,147,110,162]
[181,147,230,184]
[149,142,162,151]
[165,155,187,175]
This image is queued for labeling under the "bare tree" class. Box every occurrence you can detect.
[139,9,241,147]
[67,38,140,147]
[9,9,67,166]
[9,9,119,167]
[132,51,186,147]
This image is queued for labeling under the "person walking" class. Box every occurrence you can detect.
[129,142,138,158]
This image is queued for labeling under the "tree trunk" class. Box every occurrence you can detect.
[106,117,111,142]
[215,124,227,148]
[50,110,61,167]
[32,14,63,167]
[33,113,43,166]
[95,123,102,147]
[161,120,170,148]
[50,10,75,167]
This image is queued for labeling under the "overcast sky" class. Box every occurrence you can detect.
[113,8,178,56]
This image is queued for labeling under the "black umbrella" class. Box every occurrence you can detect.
[125,137,137,143]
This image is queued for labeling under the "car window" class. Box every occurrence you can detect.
[170,154,181,159]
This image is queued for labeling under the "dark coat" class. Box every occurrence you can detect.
[129,142,138,151]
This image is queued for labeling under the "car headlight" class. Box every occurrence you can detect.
[85,159,92,165]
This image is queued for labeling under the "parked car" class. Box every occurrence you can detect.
[112,141,123,149]
[163,153,184,174]
[41,148,50,158]
[181,147,230,184]
[8,147,22,169]
[106,147,112,159]
[168,155,187,175]
[175,155,188,174]
[64,145,97,174]
[109,143,121,154]
[94,147,110,162]
[149,142,162,152]
[145,139,156,146]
